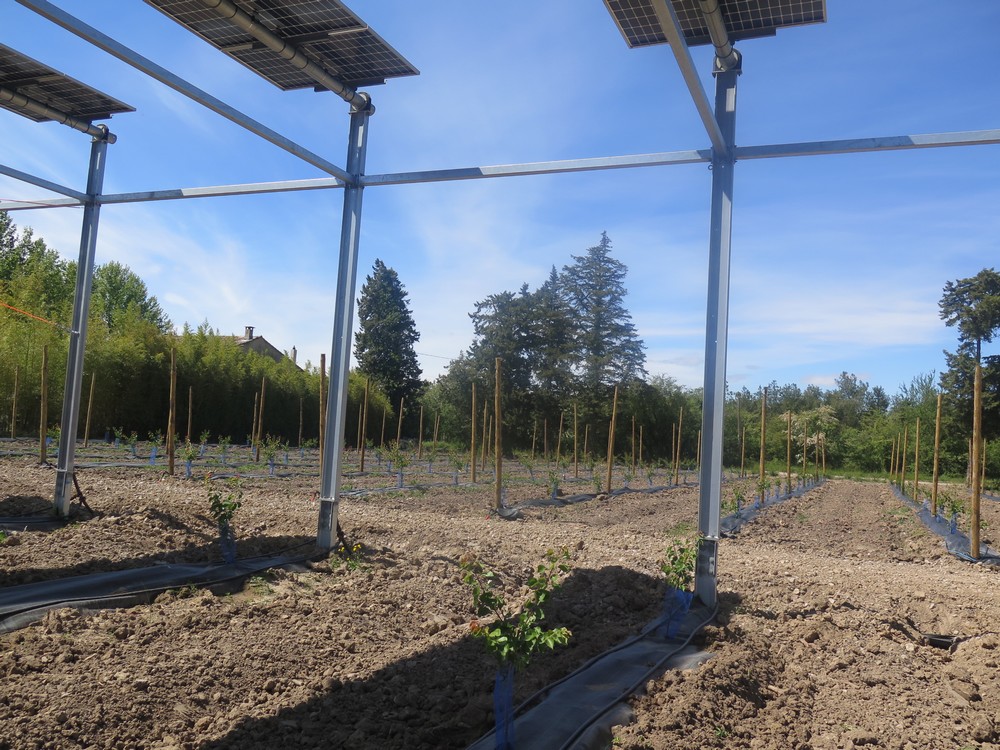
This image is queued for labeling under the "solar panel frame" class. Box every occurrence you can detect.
[605,0,826,49]
[0,43,134,123]
[145,0,418,91]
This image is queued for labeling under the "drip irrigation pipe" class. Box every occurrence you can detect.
[720,479,826,536]
[891,485,1000,566]
[556,602,717,750]
[0,541,318,633]
[465,600,717,750]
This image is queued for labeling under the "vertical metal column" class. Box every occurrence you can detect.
[695,59,740,608]
[54,127,111,516]
[317,100,372,550]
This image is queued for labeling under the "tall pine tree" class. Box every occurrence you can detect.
[354,259,422,408]
[562,232,646,390]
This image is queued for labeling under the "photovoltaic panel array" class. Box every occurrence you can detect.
[605,0,826,48]
[145,0,418,91]
[0,43,134,123]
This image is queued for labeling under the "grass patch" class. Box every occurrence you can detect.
[665,520,695,538]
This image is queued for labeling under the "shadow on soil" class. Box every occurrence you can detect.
[199,564,668,750]
[0,531,317,588]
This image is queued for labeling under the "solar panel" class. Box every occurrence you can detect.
[145,0,419,91]
[0,43,134,123]
[605,0,826,48]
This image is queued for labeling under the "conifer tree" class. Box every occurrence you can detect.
[354,259,422,408]
[561,232,646,390]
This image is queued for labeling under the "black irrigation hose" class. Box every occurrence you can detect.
[1,540,320,632]
[556,603,718,750]
[464,602,718,750]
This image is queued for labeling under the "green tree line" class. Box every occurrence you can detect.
[3,211,996,479]
[0,211,391,446]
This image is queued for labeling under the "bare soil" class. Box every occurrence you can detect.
[2,447,999,750]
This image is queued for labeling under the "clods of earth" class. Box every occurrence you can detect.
[2,450,999,749]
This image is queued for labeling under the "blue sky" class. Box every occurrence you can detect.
[1,1,998,395]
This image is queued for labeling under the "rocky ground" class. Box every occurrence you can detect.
[1,443,999,750]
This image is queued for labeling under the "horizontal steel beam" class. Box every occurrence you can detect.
[736,130,1000,160]
[16,0,351,183]
[97,176,345,204]
[0,163,87,201]
[3,129,998,212]
[362,150,711,186]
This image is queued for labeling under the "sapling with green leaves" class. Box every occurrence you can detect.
[731,485,746,513]
[659,536,699,591]
[517,450,538,481]
[592,471,603,495]
[218,435,232,465]
[460,547,572,749]
[206,476,242,564]
[386,442,410,486]
[449,450,466,485]
[198,429,211,456]
[644,462,656,488]
[658,535,700,638]
[182,439,198,478]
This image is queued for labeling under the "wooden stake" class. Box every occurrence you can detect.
[814,429,819,481]
[583,423,589,458]
[673,407,683,485]
[480,402,489,471]
[785,411,792,494]
[556,413,564,464]
[39,346,48,464]
[167,348,177,475]
[482,412,490,471]
[639,425,644,469]
[255,376,267,462]
[494,358,503,510]
[759,387,767,487]
[890,434,897,482]
[380,409,386,448]
[83,372,96,448]
[299,397,304,449]
[251,392,259,450]
[740,425,747,478]
[802,430,807,480]
[433,411,440,444]
[186,385,193,444]
[10,365,18,439]
[671,422,677,482]
[360,379,369,472]
[355,401,363,452]
[900,425,909,495]
[417,405,424,459]
[971,364,983,559]
[531,420,537,461]
[573,403,579,479]
[912,417,921,502]
[630,414,636,473]
[543,418,548,463]
[606,385,618,493]
[470,383,477,484]
[396,396,405,447]
[931,393,942,516]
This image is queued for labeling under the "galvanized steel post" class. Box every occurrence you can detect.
[55,127,111,516]
[695,58,740,608]
[317,101,371,551]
